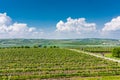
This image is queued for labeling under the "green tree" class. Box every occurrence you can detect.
[50,46,53,48]
[25,46,30,48]
[43,46,47,48]
[112,47,120,58]
[53,46,56,48]
[21,46,24,48]
[33,45,39,48]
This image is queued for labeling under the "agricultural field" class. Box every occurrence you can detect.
[79,47,114,53]
[1,48,120,80]
[72,75,120,80]
[80,46,120,59]
[0,38,120,48]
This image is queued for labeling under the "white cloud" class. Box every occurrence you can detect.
[0,13,43,38]
[0,13,11,26]
[1,12,120,39]
[101,16,120,39]
[102,16,120,32]
[8,23,36,33]
[56,17,96,34]
[55,17,120,39]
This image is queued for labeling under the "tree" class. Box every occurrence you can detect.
[25,46,30,48]
[112,47,120,58]
[50,46,53,48]
[33,45,39,48]
[21,46,24,48]
[38,45,42,48]
[43,46,47,48]
[53,46,57,48]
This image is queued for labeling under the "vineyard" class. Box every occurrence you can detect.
[80,47,114,53]
[0,48,120,80]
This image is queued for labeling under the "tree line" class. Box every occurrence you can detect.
[0,45,59,49]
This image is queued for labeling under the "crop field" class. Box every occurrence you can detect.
[71,75,120,80]
[0,39,120,48]
[79,47,120,58]
[79,47,114,53]
[1,48,120,80]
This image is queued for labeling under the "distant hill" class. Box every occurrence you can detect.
[0,38,120,48]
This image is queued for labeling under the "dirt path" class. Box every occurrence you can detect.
[69,49,120,63]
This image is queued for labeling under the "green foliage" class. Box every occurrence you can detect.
[50,46,53,48]
[24,46,30,48]
[43,46,47,48]
[50,46,59,48]
[112,47,120,57]
[38,45,42,48]
[33,45,39,48]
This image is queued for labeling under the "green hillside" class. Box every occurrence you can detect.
[0,38,120,48]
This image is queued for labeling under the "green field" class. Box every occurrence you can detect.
[71,76,120,80]
[0,38,120,48]
[80,46,120,59]
[79,47,114,53]
[1,48,120,80]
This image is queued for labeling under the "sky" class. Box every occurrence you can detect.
[0,0,120,39]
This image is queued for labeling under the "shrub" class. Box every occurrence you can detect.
[50,46,53,48]
[24,46,30,48]
[38,45,42,48]
[43,46,47,48]
[33,45,39,48]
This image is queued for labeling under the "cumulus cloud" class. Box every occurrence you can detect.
[102,16,120,32]
[1,12,120,39]
[0,13,11,26]
[56,17,96,34]
[101,16,120,39]
[0,13,43,38]
[55,17,120,39]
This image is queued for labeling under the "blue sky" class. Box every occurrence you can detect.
[0,0,120,39]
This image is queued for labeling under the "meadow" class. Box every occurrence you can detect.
[1,48,120,80]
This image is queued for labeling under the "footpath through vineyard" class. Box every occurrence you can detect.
[70,49,120,63]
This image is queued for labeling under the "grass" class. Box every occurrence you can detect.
[105,53,120,60]
[104,53,113,57]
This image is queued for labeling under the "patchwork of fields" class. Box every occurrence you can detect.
[0,39,120,48]
[0,48,120,80]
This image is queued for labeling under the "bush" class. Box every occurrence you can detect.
[50,46,59,48]
[112,47,120,58]
[53,46,57,48]
[33,45,39,48]
[38,45,42,48]
[24,46,30,48]
[43,46,47,48]
[50,46,53,48]
[21,46,24,48]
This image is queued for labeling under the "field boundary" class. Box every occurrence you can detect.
[69,49,120,63]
